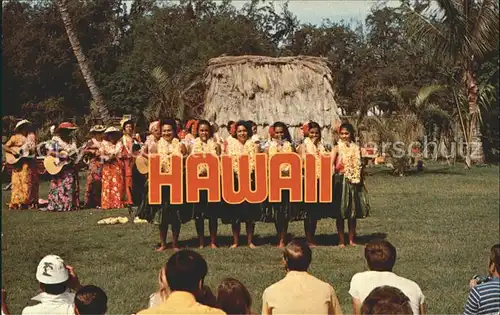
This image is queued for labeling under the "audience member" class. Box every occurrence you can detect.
[261,240,343,314]
[74,285,107,315]
[137,250,225,314]
[349,240,425,315]
[360,286,413,315]
[197,286,217,308]
[463,244,500,315]
[148,266,170,308]
[217,278,253,314]
[22,255,82,315]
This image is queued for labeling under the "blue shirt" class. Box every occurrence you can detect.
[464,277,500,315]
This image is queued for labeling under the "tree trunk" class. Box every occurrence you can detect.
[465,66,484,164]
[56,0,110,124]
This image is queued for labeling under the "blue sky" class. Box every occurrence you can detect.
[125,0,402,25]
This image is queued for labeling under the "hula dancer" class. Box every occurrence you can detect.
[331,123,370,247]
[99,127,125,210]
[297,121,328,247]
[264,122,294,248]
[222,120,260,249]
[83,125,105,208]
[120,117,137,206]
[189,120,221,248]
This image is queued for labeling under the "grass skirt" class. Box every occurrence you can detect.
[332,174,370,219]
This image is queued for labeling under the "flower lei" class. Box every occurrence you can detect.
[157,138,182,173]
[227,139,255,174]
[303,137,326,179]
[268,139,293,174]
[337,140,361,184]
[191,137,218,175]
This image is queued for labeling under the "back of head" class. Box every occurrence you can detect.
[216,278,252,315]
[490,244,500,272]
[166,250,208,293]
[360,286,412,315]
[74,285,108,315]
[365,240,397,272]
[284,240,312,272]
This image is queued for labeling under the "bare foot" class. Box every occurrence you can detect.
[338,244,346,249]
[349,241,358,246]
[209,243,218,249]
[230,244,238,249]
[155,245,167,252]
[308,243,317,248]
[198,244,204,249]
[248,243,257,249]
[277,242,285,249]
[172,247,181,252]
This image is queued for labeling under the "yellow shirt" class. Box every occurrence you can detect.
[261,271,343,315]
[137,291,226,315]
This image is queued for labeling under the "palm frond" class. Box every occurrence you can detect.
[415,84,446,108]
[470,0,499,60]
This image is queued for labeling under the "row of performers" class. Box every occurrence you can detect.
[3,118,369,249]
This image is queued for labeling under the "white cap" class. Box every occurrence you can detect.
[36,255,69,284]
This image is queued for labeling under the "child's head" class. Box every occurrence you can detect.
[74,285,108,315]
[216,278,252,314]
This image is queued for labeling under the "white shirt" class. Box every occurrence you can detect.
[349,271,425,315]
[262,271,343,315]
[22,291,75,315]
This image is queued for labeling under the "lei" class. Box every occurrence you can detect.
[227,138,256,174]
[157,138,182,173]
[191,137,218,175]
[303,137,326,179]
[337,140,361,184]
[268,139,293,174]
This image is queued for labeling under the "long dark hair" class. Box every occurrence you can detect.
[233,120,253,139]
[160,118,178,139]
[308,121,321,139]
[273,121,292,143]
[216,278,252,315]
[339,123,355,142]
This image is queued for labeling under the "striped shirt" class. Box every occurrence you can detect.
[464,277,500,315]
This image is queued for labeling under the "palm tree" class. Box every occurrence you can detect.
[55,0,110,124]
[403,0,499,164]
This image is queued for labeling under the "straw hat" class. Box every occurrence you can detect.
[104,126,121,134]
[120,116,134,129]
[14,119,31,131]
[57,122,78,131]
[90,125,106,133]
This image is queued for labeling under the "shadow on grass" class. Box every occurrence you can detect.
[365,167,464,177]
[178,232,388,248]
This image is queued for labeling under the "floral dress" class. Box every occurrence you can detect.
[46,136,80,212]
[5,134,32,209]
[100,140,125,209]
[84,138,103,208]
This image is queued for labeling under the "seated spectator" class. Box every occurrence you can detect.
[463,244,500,315]
[74,285,107,315]
[22,255,82,315]
[197,285,217,308]
[261,240,343,315]
[360,286,413,315]
[137,250,225,314]
[148,266,170,308]
[217,278,253,314]
[349,240,425,315]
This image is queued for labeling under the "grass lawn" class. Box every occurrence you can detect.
[2,163,499,314]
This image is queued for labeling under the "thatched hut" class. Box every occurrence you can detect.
[203,55,342,142]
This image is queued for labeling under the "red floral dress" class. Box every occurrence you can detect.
[100,140,125,209]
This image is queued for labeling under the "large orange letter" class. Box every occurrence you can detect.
[303,154,318,203]
[319,154,333,203]
[149,154,183,204]
[268,152,302,202]
[221,154,267,204]
[185,153,220,203]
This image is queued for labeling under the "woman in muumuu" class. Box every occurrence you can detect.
[99,127,125,210]
[264,122,295,248]
[45,122,81,212]
[296,121,329,247]
[331,123,370,247]
[189,119,221,249]
[3,120,34,209]
[222,120,260,249]
[138,119,188,251]
[83,125,105,208]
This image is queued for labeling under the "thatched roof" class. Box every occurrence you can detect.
[203,55,342,137]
